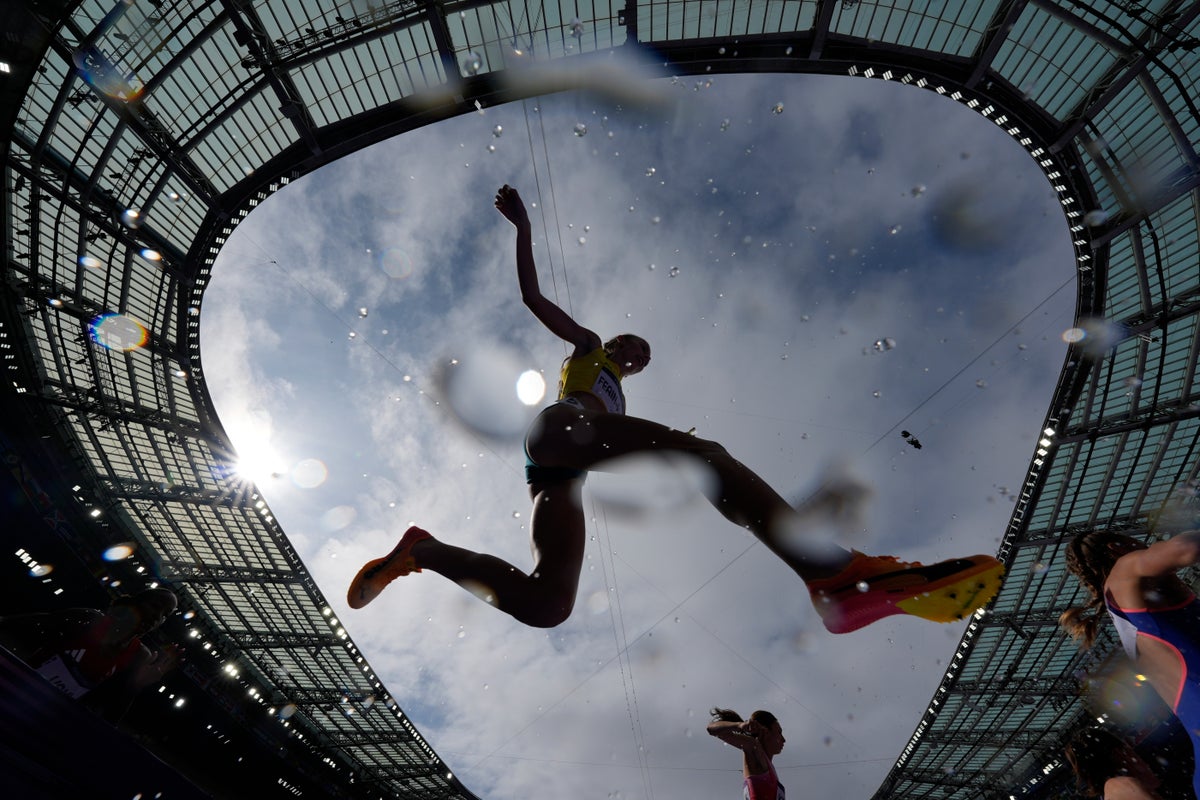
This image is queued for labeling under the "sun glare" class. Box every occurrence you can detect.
[233,443,284,485]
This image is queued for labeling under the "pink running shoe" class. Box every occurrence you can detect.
[808,551,1004,634]
[347,526,432,609]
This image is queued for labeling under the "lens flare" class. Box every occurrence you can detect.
[89,313,149,351]
[103,543,135,561]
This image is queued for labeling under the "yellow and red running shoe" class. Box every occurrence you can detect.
[808,551,1004,634]
[347,526,432,609]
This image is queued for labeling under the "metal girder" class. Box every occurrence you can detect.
[8,129,191,269]
[321,729,420,750]
[808,0,836,60]
[919,728,1057,749]
[225,629,342,649]
[160,560,306,584]
[966,0,1032,89]
[54,25,220,208]
[1057,389,1200,444]
[220,0,322,157]
[1050,0,1200,154]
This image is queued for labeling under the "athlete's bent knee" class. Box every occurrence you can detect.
[521,593,575,628]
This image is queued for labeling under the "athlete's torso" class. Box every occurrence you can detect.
[743,762,785,800]
[558,346,625,414]
[1106,591,1200,798]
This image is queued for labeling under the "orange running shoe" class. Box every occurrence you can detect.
[347,526,432,609]
[808,551,1004,634]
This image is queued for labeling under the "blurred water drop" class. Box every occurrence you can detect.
[771,102,784,114]
[492,125,503,138]
[910,184,927,197]
[103,543,135,561]
[975,379,987,389]
[645,167,656,177]
[872,337,897,352]
[358,307,368,318]
[872,391,882,398]
[439,341,539,440]
[29,564,53,577]
[668,266,680,278]
[720,118,731,132]
[1083,209,1109,226]
[463,52,482,74]
[573,123,588,136]
[889,224,902,235]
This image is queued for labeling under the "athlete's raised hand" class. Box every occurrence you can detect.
[494,184,529,227]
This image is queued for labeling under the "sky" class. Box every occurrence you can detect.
[202,64,1078,800]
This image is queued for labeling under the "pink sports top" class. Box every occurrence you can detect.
[744,761,785,800]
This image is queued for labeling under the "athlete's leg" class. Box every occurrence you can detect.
[526,404,1005,632]
[410,481,586,628]
[526,404,848,580]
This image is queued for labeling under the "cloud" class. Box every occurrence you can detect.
[206,71,1075,799]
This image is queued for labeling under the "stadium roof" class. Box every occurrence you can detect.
[2,0,1199,798]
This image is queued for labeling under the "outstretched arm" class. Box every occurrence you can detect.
[495,185,600,354]
[1118,529,1200,578]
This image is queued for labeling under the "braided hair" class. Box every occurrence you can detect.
[1060,530,1142,648]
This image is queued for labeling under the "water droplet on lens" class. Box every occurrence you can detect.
[856,581,869,592]
[772,102,784,114]
[573,123,588,136]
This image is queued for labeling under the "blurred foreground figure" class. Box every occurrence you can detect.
[349,185,1004,632]
[708,707,786,800]
[1064,530,1200,799]
[0,588,180,722]
[1064,727,1162,799]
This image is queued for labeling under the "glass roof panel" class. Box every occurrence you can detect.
[148,26,254,145]
[831,0,993,56]
[187,87,294,192]
[993,4,1121,121]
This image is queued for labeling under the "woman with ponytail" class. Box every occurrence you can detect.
[1062,529,1200,798]
[708,707,786,800]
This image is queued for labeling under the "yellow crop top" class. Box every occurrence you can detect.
[558,347,625,414]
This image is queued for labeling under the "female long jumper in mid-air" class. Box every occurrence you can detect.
[347,184,1005,632]
[1062,528,1200,799]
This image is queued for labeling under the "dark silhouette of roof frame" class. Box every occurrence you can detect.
[3,1,1200,798]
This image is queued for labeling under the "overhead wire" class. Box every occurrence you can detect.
[523,89,655,799]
